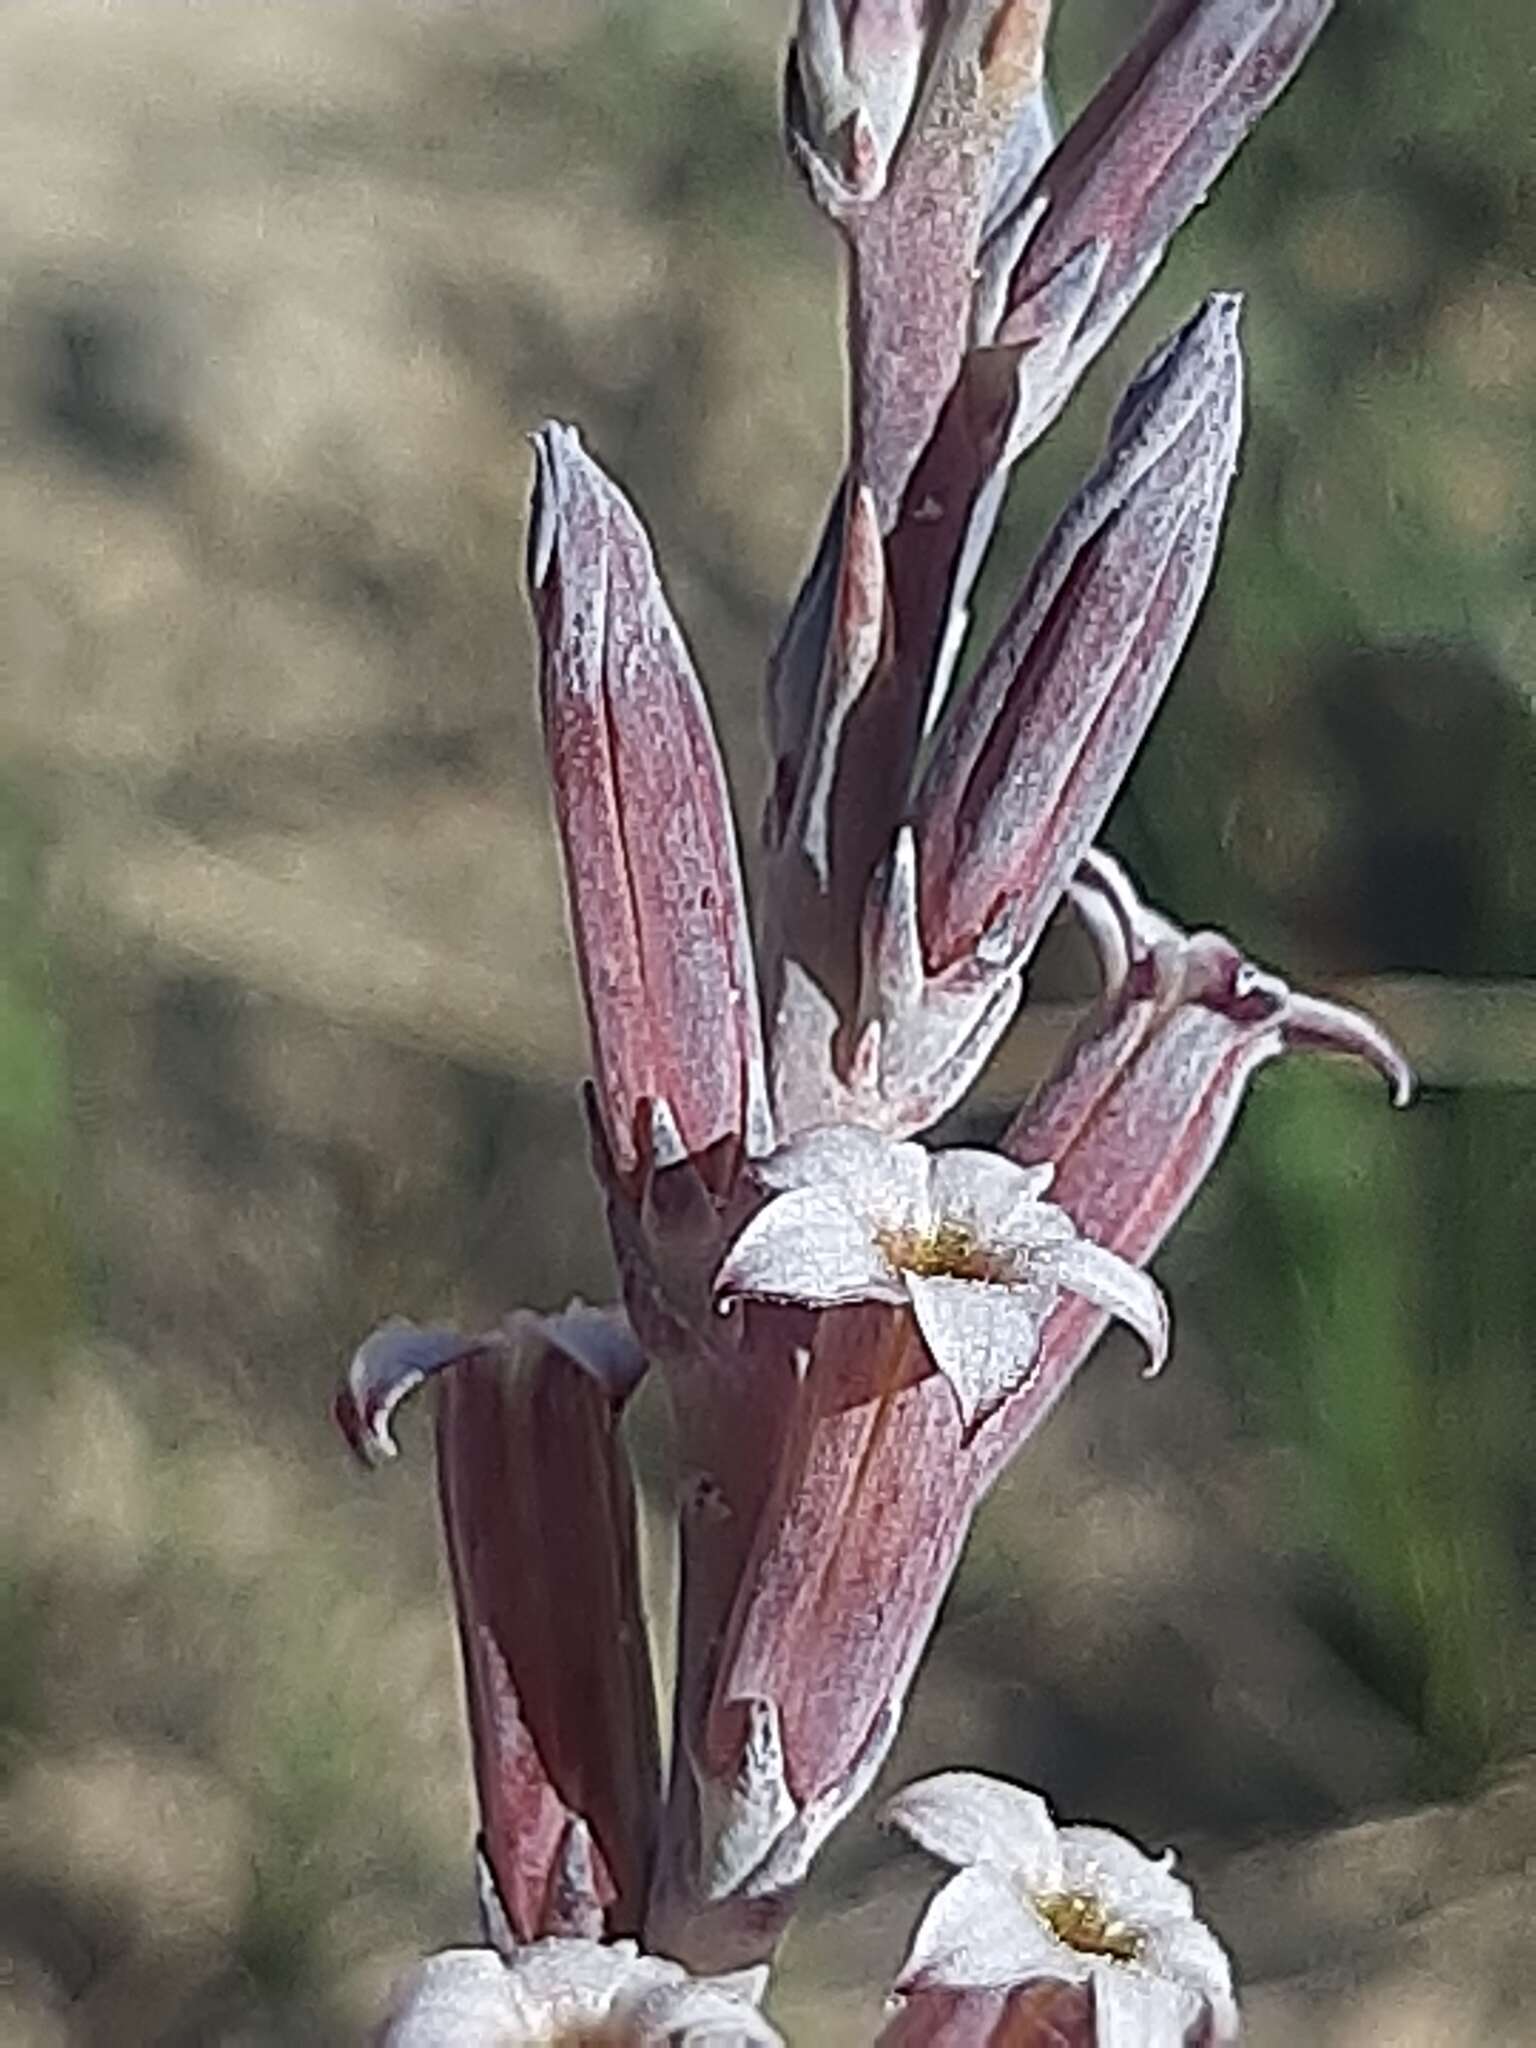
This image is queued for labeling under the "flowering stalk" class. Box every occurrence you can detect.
[330,0,1408,2030]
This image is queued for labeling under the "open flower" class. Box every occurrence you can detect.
[715,1124,1167,1425]
[884,1773,1236,2044]
[380,1937,780,2046]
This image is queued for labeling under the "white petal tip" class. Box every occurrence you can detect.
[1139,1308,1172,1379]
[337,1320,476,1468]
[645,1094,690,1170]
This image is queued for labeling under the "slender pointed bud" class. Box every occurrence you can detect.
[915,296,1244,977]
[973,851,1411,1481]
[984,0,1334,457]
[529,425,771,1182]
[820,0,1328,855]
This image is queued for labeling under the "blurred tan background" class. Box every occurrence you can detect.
[0,1,1533,2041]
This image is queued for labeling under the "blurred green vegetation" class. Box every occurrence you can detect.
[0,787,76,1359]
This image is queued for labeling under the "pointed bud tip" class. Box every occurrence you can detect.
[1111,290,1245,451]
[526,421,584,590]
[645,1095,690,1171]
[1133,1287,1172,1379]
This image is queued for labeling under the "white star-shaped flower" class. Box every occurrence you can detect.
[715,1124,1168,1424]
[380,1937,780,2045]
[884,1772,1237,2044]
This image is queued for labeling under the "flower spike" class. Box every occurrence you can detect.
[334,4,1395,2021]
[766,2,1331,1021]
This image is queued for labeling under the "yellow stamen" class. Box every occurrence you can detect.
[1035,1890,1146,1965]
[876,1220,1009,1283]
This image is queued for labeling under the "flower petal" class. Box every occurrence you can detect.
[1056,1826,1194,1926]
[497,1935,655,2026]
[885,1771,1065,1895]
[1141,1914,1239,2041]
[1036,1238,1170,1377]
[755,1121,932,1232]
[906,1272,1057,1426]
[926,1147,1059,1245]
[1282,987,1415,1107]
[625,1968,784,2045]
[1090,1966,1207,2048]
[381,1948,526,2045]
[899,1863,1077,1993]
[716,1186,904,1309]
[337,1320,488,1466]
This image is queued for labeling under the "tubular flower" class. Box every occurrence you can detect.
[339,1309,660,1946]
[882,1773,1236,2045]
[716,1124,1167,1425]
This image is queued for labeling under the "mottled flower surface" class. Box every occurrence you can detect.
[379,1937,780,2046]
[885,1773,1236,2045]
[717,1125,1167,1423]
